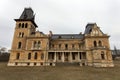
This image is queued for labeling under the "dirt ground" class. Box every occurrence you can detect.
[0,60,120,80]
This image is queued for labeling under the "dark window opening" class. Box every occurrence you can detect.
[34,53,37,59]
[58,36,61,38]
[65,44,68,50]
[94,41,97,47]
[59,44,61,49]
[41,53,44,60]
[27,63,30,66]
[28,53,31,60]
[19,32,21,37]
[25,23,28,28]
[41,63,43,65]
[16,53,20,59]
[15,62,18,65]
[98,41,102,47]
[34,41,37,48]
[18,42,22,49]
[79,53,82,59]
[18,23,21,28]
[22,23,24,28]
[50,63,52,66]
[38,41,41,48]
[34,63,37,66]
[52,44,54,48]
[72,44,75,49]
[101,51,105,60]
[22,33,24,37]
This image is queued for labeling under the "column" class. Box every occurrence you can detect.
[62,52,64,62]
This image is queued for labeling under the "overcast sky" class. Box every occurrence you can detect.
[0,0,120,50]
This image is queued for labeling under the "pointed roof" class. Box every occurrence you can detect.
[15,7,37,27]
[19,8,34,20]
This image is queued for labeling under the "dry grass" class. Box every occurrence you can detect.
[0,61,120,80]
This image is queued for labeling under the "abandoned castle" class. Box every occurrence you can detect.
[8,8,114,67]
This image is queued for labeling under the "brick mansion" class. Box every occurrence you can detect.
[8,8,114,67]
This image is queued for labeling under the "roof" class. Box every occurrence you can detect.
[84,23,95,34]
[14,8,38,27]
[19,8,34,20]
[51,34,84,39]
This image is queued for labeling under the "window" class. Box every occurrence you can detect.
[65,44,68,50]
[18,23,21,28]
[72,44,75,49]
[34,41,37,48]
[41,53,44,60]
[98,41,102,47]
[18,42,22,49]
[101,51,105,60]
[58,36,61,38]
[59,44,61,48]
[25,23,28,28]
[28,53,31,60]
[93,41,97,47]
[16,53,20,59]
[19,32,21,37]
[34,52,37,59]
[22,23,24,28]
[38,41,41,48]
[22,33,24,37]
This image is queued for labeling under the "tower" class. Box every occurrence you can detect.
[8,8,38,66]
[84,23,114,67]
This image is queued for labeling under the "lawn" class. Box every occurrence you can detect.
[0,61,120,80]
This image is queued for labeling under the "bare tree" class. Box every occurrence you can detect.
[0,47,7,54]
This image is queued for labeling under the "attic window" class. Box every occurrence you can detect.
[58,36,61,38]
[89,29,92,33]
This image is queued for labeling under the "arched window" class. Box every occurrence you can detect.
[101,51,105,60]
[93,41,97,47]
[22,33,24,37]
[28,53,31,60]
[98,41,102,47]
[41,53,44,60]
[22,23,24,28]
[25,23,28,28]
[19,32,21,37]
[38,41,41,48]
[34,52,37,59]
[18,42,22,49]
[18,23,21,28]
[65,44,68,50]
[16,53,20,59]
[34,41,37,48]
